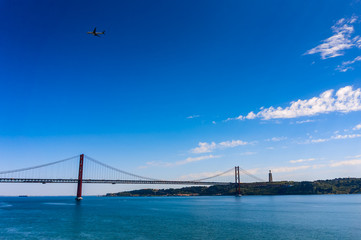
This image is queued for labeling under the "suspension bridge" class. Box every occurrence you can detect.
[0,154,266,200]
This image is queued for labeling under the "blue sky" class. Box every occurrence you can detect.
[1,0,361,195]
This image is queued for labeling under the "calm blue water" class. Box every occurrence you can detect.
[0,195,361,239]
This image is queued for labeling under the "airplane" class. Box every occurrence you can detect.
[87,27,105,37]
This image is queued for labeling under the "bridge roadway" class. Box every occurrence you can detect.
[0,178,276,187]
[0,178,232,185]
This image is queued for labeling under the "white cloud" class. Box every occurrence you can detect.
[178,168,259,181]
[140,154,221,168]
[140,161,172,168]
[178,170,233,180]
[353,123,361,130]
[191,142,217,153]
[305,17,360,59]
[271,158,361,173]
[309,133,361,143]
[240,151,257,156]
[175,155,221,166]
[310,138,328,143]
[187,115,200,119]
[290,158,316,164]
[191,140,249,153]
[336,56,361,72]
[295,119,315,124]
[219,140,248,148]
[332,133,361,139]
[228,86,361,121]
[346,154,361,159]
[330,159,361,167]
[312,164,327,169]
[272,165,310,173]
[245,111,257,119]
[245,168,260,175]
[226,111,258,121]
[266,147,275,150]
[266,136,287,142]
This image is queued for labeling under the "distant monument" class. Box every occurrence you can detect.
[268,170,273,183]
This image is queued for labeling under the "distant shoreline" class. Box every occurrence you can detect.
[0,178,359,197]
[106,178,361,197]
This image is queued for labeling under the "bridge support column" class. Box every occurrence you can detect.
[76,154,84,201]
[235,166,241,197]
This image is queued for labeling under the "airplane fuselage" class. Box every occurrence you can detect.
[87,28,105,37]
[87,32,104,36]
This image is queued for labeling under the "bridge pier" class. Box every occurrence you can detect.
[235,166,241,197]
[76,154,84,201]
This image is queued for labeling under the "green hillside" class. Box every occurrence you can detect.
[106,178,361,197]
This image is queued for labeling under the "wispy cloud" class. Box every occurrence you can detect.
[272,165,310,173]
[245,168,260,175]
[330,159,361,167]
[187,115,200,119]
[139,161,171,168]
[346,154,361,159]
[191,140,249,154]
[178,168,259,180]
[305,17,360,59]
[227,86,361,121]
[219,140,248,148]
[240,151,257,156]
[295,119,315,124]
[353,123,361,130]
[269,155,361,174]
[191,142,217,153]
[308,133,361,144]
[175,155,221,166]
[140,154,221,168]
[178,170,233,180]
[289,158,316,164]
[265,137,287,142]
[311,164,327,169]
[336,56,361,72]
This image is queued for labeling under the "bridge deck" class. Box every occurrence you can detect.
[0,178,232,185]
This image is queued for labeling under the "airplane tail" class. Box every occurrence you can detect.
[102,30,105,35]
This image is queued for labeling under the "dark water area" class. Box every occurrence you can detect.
[0,195,361,239]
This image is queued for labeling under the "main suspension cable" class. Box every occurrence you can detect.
[85,155,163,181]
[0,155,79,175]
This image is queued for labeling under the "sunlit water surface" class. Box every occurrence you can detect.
[0,195,361,239]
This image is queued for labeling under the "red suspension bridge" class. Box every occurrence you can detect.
[0,154,266,200]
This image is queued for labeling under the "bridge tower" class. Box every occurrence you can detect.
[235,166,241,196]
[76,154,84,201]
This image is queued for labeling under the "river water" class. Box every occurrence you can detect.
[0,195,360,239]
